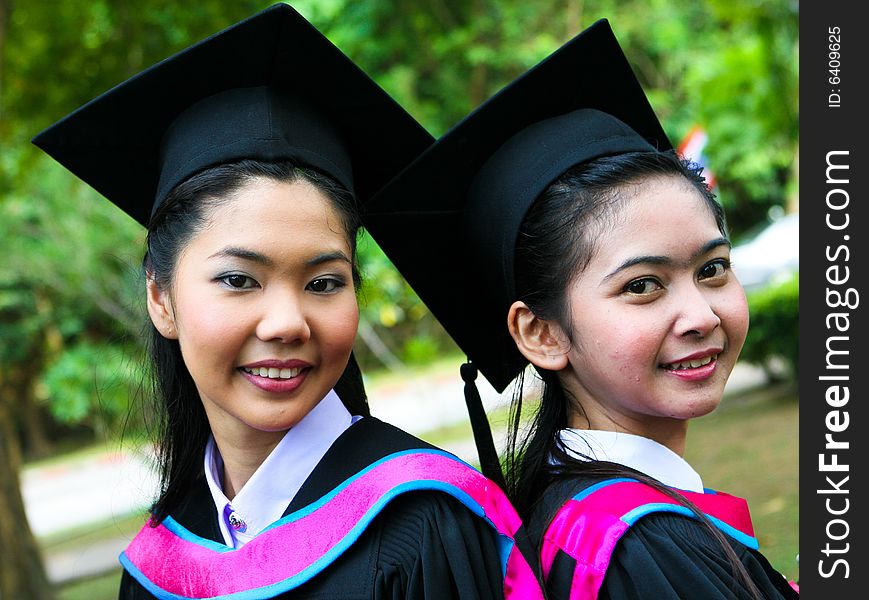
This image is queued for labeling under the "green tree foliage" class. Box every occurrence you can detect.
[294,0,798,233]
[1,142,144,443]
[356,232,460,367]
[740,272,799,382]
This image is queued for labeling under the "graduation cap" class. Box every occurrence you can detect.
[32,4,434,421]
[32,3,433,226]
[363,19,671,482]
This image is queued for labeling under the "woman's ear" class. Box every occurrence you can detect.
[507,301,570,371]
[146,275,178,340]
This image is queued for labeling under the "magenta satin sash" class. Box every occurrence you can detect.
[121,449,543,599]
[540,478,757,600]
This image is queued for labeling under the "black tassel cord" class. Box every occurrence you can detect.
[460,361,508,491]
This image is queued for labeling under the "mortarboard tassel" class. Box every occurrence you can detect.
[460,361,507,490]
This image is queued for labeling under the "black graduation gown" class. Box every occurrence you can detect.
[119,417,506,599]
[528,478,799,600]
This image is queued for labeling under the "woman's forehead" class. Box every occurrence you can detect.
[189,179,349,253]
[586,179,722,266]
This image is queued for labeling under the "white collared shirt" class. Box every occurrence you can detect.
[204,390,358,547]
[558,429,705,493]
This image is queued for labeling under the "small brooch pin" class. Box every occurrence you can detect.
[228,511,247,533]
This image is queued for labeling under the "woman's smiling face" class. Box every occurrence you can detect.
[557,175,749,442]
[147,177,359,443]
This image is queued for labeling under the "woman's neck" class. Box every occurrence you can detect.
[568,409,689,456]
[212,428,286,500]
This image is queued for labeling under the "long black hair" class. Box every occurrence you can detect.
[143,159,369,524]
[506,150,764,599]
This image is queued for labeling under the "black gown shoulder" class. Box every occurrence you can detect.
[529,477,798,600]
[119,418,507,599]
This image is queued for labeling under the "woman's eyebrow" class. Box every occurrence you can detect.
[208,247,272,266]
[604,255,670,281]
[207,248,351,267]
[603,237,731,281]
[694,237,732,259]
[307,251,352,267]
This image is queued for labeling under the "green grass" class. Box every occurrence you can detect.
[685,384,799,583]
[56,570,122,600]
[41,511,147,552]
[362,351,466,389]
[47,512,145,600]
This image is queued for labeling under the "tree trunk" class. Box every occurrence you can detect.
[0,7,55,589]
[0,390,54,600]
[19,292,67,459]
[357,320,406,372]
[21,391,53,459]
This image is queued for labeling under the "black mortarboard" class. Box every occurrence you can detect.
[32,3,433,226]
[364,19,672,395]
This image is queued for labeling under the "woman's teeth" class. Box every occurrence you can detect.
[665,355,717,371]
[242,366,302,379]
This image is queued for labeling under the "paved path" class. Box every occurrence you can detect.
[23,448,158,538]
[28,362,768,584]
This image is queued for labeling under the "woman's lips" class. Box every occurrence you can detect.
[661,353,718,382]
[238,364,310,393]
[241,365,304,379]
[662,353,718,371]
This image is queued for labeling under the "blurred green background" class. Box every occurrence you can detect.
[0,0,798,597]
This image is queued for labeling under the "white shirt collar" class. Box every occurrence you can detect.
[204,389,357,547]
[558,429,705,493]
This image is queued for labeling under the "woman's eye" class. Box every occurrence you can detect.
[624,278,662,295]
[220,274,258,289]
[307,278,344,293]
[699,259,730,280]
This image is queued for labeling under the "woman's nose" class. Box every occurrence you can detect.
[673,285,721,338]
[255,291,311,344]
